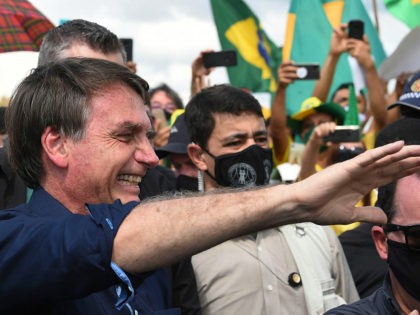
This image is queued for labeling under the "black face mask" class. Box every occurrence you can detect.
[176,175,198,192]
[387,239,420,301]
[205,145,273,188]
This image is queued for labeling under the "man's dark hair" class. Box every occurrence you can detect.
[149,83,184,110]
[330,82,366,103]
[184,84,264,149]
[374,117,420,222]
[6,58,149,188]
[38,19,126,66]
[400,106,420,119]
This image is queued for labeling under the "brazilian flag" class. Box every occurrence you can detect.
[384,0,420,28]
[283,0,386,115]
[210,0,282,95]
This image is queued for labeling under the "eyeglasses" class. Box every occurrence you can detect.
[383,224,420,251]
[150,102,176,113]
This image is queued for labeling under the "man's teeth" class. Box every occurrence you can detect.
[117,175,142,184]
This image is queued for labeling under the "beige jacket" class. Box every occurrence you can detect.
[191,223,359,315]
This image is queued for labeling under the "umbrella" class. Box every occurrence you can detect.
[0,0,54,53]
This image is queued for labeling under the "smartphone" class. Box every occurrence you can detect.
[151,108,169,126]
[202,50,237,68]
[120,38,133,61]
[323,125,360,143]
[294,63,320,80]
[348,20,364,40]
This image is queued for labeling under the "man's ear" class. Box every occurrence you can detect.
[187,143,208,172]
[372,225,388,261]
[41,126,69,168]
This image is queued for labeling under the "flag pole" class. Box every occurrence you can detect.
[372,0,380,35]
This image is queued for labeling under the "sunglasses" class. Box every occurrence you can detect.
[383,224,420,251]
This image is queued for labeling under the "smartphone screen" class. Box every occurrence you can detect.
[348,20,364,40]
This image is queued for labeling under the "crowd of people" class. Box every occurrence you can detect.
[0,19,420,315]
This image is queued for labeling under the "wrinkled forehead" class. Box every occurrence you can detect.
[88,83,147,119]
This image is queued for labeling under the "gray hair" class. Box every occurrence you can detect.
[6,58,149,188]
[38,19,126,66]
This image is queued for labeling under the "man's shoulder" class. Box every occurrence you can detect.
[325,284,399,315]
[325,298,381,314]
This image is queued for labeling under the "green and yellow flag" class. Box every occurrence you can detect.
[384,0,420,28]
[210,0,282,94]
[283,0,386,115]
[344,84,360,126]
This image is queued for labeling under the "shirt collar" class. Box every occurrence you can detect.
[27,187,74,217]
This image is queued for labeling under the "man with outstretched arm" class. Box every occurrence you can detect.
[1,58,420,314]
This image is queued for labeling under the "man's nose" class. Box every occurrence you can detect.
[134,141,159,168]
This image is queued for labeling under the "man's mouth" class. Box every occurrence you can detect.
[117,174,142,185]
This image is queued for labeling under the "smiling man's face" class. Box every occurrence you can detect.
[65,83,159,206]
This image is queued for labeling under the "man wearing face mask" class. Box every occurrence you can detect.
[326,117,420,315]
[183,84,359,315]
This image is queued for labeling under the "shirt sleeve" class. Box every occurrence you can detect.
[0,199,139,311]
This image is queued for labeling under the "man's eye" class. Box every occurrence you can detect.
[114,133,133,142]
[255,137,268,143]
[226,141,241,147]
[147,130,157,141]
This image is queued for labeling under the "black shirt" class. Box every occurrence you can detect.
[325,274,401,314]
[339,222,388,298]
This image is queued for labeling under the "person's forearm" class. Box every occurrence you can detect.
[298,140,320,180]
[112,185,299,273]
[190,75,202,98]
[364,65,387,130]
[312,53,340,102]
[270,85,290,161]
[113,142,420,274]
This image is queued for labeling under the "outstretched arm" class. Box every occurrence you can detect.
[270,61,297,162]
[190,50,214,97]
[385,73,408,124]
[113,141,420,273]
[312,25,348,101]
[347,36,387,131]
[298,122,336,180]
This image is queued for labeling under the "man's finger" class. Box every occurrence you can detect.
[356,141,404,167]
[372,145,420,170]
